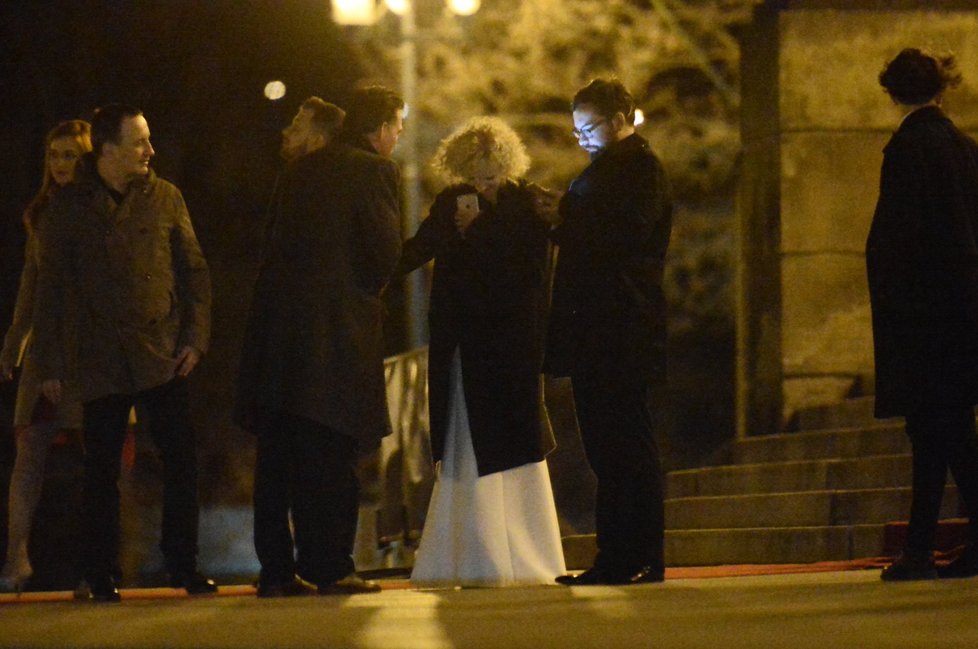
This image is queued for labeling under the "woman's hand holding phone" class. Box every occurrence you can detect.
[455,193,480,237]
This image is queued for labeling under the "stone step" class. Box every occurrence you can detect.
[563,519,971,569]
[667,454,917,498]
[791,396,878,432]
[733,423,907,464]
[665,487,960,530]
[562,524,884,568]
[666,524,886,566]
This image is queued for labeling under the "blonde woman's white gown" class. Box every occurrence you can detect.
[411,351,566,587]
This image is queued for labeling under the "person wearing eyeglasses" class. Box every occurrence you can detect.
[539,78,673,586]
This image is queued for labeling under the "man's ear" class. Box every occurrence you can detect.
[612,111,628,132]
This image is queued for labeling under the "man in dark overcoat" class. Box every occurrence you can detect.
[541,79,672,585]
[869,49,978,581]
[32,104,214,601]
[236,94,402,596]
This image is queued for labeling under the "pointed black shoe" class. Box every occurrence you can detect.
[87,574,121,603]
[936,551,978,579]
[317,573,382,595]
[257,576,318,598]
[880,553,937,581]
[169,570,218,595]
[556,567,627,586]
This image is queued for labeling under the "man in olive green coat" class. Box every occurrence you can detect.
[32,104,214,602]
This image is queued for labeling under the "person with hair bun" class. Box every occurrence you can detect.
[399,116,566,587]
[0,120,90,593]
[541,78,672,587]
[869,48,978,581]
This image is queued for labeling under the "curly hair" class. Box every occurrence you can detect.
[879,48,962,105]
[431,116,530,183]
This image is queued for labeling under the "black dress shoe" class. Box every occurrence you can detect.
[87,574,121,603]
[937,552,978,579]
[556,567,628,586]
[317,573,382,595]
[880,552,937,581]
[257,576,318,598]
[169,571,218,594]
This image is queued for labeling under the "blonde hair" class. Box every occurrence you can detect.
[431,116,530,184]
[24,119,92,233]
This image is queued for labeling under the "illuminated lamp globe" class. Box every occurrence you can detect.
[634,108,645,127]
[385,0,409,16]
[264,80,287,101]
[447,0,480,16]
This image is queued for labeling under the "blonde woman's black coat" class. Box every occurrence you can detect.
[395,181,554,476]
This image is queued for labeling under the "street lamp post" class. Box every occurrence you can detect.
[331,0,478,350]
[396,0,425,349]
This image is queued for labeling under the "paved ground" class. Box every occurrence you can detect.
[1,571,976,649]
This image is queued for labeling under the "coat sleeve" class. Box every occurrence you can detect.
[394,188,459,277]
[0,231,38,369]
[169,188,212,355]
[30,201,71,380]
[353,158,402,296]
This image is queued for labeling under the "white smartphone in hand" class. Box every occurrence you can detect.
[456,193,479,216]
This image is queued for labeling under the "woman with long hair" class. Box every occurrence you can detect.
[397,116,565,587]
[0,119,91,592]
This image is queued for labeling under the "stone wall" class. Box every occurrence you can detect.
[738,0,978,435]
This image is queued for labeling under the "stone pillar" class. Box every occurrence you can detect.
[737,0,978,436]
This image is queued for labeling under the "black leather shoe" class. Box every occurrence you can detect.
[629,565,665,584]
[881,552,937,581]
[257,576,318,598]
[937,552,978,579]
[556,567,628,586]
[87,574,121,603]
[317,573,382,595]
[169,571,218,595]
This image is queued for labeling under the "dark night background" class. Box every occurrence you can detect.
[0,0,404,506]
[0,0,738,585]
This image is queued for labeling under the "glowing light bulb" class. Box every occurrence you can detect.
[634,108,645,127]
[385,0,409,15]
[332,0,378,25]
[264,80,287,101]
[447,0,480,16]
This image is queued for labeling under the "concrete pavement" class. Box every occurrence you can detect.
[1,571,976,648]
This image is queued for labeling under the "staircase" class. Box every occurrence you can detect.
[661,397,962,566]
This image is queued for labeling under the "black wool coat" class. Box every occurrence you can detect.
[866,106,978,418]
[395,180,555,476]
[236,144,401,445]
[544,133,673,386]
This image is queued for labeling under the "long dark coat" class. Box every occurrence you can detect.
[544,133,672,386]
[32,159,211,402]
[236,145,401,446]
[395,181,554,476]
[866,106,978,418]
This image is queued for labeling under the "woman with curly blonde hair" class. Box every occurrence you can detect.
[397,116,565,587]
